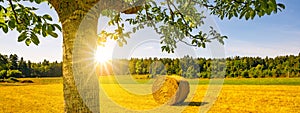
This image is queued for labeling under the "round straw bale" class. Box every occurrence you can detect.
[152,76,190,105]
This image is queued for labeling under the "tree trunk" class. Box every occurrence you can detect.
[61,12,99,113]
[64,15,103,113]
[48,1,101,112]
[47,0,138,112]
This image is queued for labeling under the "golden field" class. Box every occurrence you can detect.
[0,77,300,113]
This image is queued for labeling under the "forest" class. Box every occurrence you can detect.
[1,53,300,79]
[101,53,300,78]
[0,53,62,79]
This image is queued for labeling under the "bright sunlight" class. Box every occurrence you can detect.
[95,46,113,63]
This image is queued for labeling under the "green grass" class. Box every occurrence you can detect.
[0,77,62,86]
[1,76,299,86]
[100,75,300,85]
[188,78,300,85]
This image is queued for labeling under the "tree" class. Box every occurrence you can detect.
[0,0,285,112]
[241,70,249,78]
[8,54,18,70]
[186,66,196,78]
[0,70,7,79]
[0,54,9,70]
[18,57,28,77]
[129,58,137,74]
[135,59,144,74]
[6,69,22,78]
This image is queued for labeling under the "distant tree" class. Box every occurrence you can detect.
[241,70,249,78]
[27,60,33,77]
[49,61,62,77]
[0,54,9,70]
[135,60,144,74]
[7,70,22,78]
[129,58,137,74]
[0,70,7,79]
[149,61,165,76]
[8,54,18,70]
[186,66,196,78]
[18,57,28,77]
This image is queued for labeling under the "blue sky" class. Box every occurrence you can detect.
[0,0,299,62]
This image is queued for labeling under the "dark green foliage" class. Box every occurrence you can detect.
[149,60,165,76]
[8,54,18,70]
[7,70,22,78]
[241,70,249,78]
[0,53,62,78]
[1,53,295,79]
[110,53,300,79]
[0,70,7,79]
[0,0,61,46]
[99,0,284,53]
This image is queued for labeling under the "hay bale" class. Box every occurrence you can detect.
[20,80,34,83]
[152,76,190,105]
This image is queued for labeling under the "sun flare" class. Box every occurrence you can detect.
[95,46,112,63]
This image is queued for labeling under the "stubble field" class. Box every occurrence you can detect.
[0,77,299,113]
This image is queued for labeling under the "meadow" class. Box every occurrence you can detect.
[0,77,300,113]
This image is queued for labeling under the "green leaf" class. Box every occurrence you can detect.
[53,24,61,31]
[277,3,285,9]
[8,20,15,29]
[1,24,8,33]
[48,32,58,38]
[35,0,42,4]
[228,12,233,20]
[43,14,52,21]
[48,24,54,31]
[201,43,206,48]
[42,24,47,32]
[42,30,47,37]
[18,32,27,42]
[25,38,31,46]
[133,27,136,33]
[245,12,250,20]
[117,40,123,47]
[30,32,40,45]
[250,10,256,19]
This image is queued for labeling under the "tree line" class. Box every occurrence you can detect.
[0,53,62,79]
[104,53,300,78]
[1,52,299,79]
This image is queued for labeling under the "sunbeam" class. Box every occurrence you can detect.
[95,46,112,64]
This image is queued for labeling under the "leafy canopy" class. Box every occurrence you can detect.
[98,0,285,53]
[0,0,285,53]
[0,0,60,46]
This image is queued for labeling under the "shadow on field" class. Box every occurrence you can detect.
[174,102,208,106]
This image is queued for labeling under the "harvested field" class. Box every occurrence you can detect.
[99,84,300,113]
[0,77,299,113]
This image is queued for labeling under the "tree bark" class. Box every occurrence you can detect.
[61,11,99,113]
[46,0,144,112]
[48,1,101,112]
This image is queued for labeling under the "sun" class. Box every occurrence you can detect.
[95,46,112,63]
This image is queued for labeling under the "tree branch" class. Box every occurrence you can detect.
[190,0,214,8]
[8,0,20,24]
[166,0,174,21]
[169,1,188,26]
[177,39,197,47]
